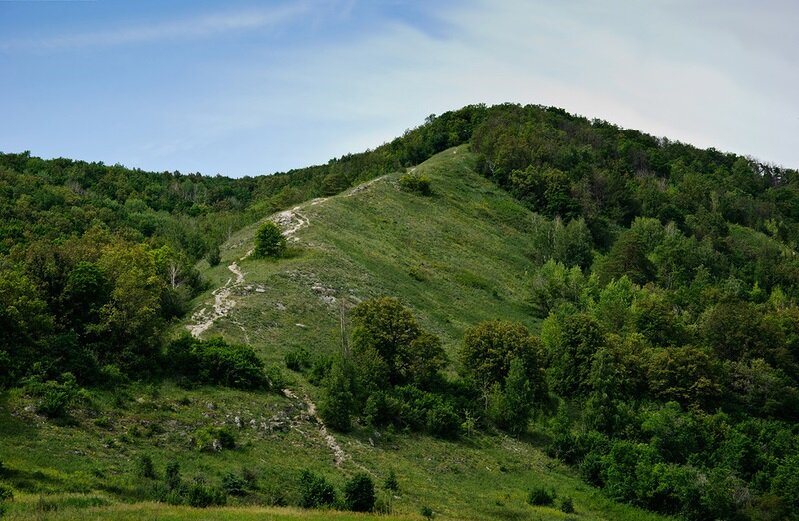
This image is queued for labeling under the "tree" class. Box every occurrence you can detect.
[319,357,355,432]
[529,260,586,317]
[462,320,533,389]
[596,230,655,285]
[488,357,535,434]
[350,297,425,385]
[461,320,546,414]
[299,470,337,508]
[343,473,376,512]
[548,313,605,397]
[647,346,721,408]
[552,217,593,269]
[397,331,447,389]
[254,221,286,258]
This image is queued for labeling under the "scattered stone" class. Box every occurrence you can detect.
[295,323,308,328]
[275,302,286,310]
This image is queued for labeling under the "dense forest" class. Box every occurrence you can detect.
[3,103,799,519]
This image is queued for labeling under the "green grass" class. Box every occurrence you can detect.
[199,145,538,360]
[0,146,671,521]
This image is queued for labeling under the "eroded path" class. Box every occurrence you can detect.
[187,262,245,338]
[283,389,348,466]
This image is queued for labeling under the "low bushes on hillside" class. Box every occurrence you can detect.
[166,335,268,389]
[399,173,432,195]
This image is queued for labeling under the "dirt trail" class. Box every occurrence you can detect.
[283,389,347,466]
[186,176,392,337]
[187,262,245,337]
[186,175,390,338]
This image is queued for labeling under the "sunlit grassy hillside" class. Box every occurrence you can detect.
[0,146,668,521]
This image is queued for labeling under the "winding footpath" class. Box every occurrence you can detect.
[183,177,390,465]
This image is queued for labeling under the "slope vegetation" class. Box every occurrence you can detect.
[0,146,666,521]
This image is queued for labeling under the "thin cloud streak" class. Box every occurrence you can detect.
[0,4,308,52]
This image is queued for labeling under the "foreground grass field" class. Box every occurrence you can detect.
[0,147,670,521]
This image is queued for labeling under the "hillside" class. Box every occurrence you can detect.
[0,146,668,521]
[3,103,799,521]
[189,145,536,360]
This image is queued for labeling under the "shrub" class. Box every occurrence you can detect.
[26,372,82,419]
[265,364,286,391]
[383,469,399,492]
[421,505,435,519]
[183,477,227,507]
[300,469,336,508]
[425,401,461,439]
[222,472,248,496]
[166,335,267,389]
[560,496,575,513]
[0,483,13,502]
[254,221,287,258]
[343,473,376,512]
[527,485,556,506]
[319,358,355,432]
[399,173,432,195]
[165,461,181,490]
[285,347,311,372]
[193,426,236,452]
[135,454,157,479]
[299,470,336,508]
[206,245,221,267]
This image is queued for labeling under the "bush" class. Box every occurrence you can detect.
[285,347,311,372]
[343,473,375,512]
[166,335,267,389]
[183,477,227,507]
[0,483,13,502]
[165,461,181,490]
[319,358,355,432]
[560,496,575,513]
[383,469,399,492]
[25,372,82,419]
[421,505,435,519]
[206,245,221,267]
[193,426,236,452]
[222,472,248,496]
[135,454,157,479]
[399,173,432,195]
[425,401,461,439]
[254,221,286,258]
[299,470,336,509]
[527,485,556,506]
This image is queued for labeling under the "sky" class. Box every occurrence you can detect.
[1,0,797,177]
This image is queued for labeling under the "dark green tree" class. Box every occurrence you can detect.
[254,221,286,258]
[548,313,605,397]
[343,473,376,512]
[319,357,355,432]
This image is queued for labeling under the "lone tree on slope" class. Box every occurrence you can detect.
[254,221,286,258]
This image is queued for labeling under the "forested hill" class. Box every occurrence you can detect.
[3,103,799,520]
[0,106,484,385]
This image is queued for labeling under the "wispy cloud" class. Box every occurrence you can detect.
[0,3,308,52]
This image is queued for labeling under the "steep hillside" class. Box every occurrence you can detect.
[4,103,799,521]
[187,145,537,361]
[0,147,667,521]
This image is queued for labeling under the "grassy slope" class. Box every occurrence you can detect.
[200,145,538,361]
[0,146,669,521]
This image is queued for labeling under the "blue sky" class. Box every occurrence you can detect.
[1,0,797,177]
